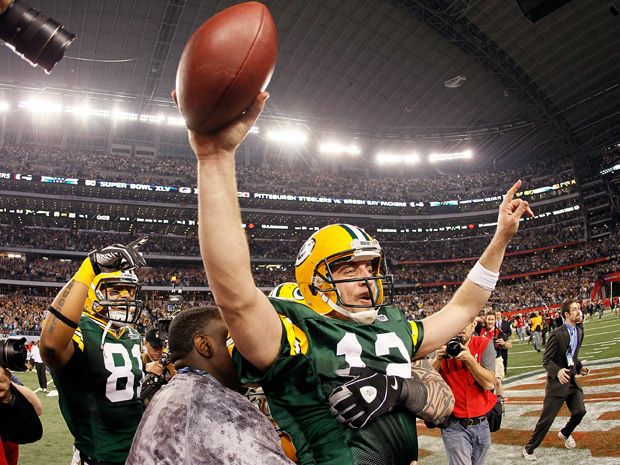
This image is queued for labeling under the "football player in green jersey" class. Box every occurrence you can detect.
[40,238,147,465]
[187,92,533,465]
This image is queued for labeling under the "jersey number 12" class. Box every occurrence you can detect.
[336,332,411,378]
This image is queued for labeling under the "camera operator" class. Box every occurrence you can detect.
[141,329,175,376]
[139,329,176,407]
[479,310,512,399]
[1,337,43,465]
[430,319,497,465]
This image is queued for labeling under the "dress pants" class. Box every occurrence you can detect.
[35,362,47,390]
[524,378,586,453]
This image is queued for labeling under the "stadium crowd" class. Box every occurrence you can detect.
[2,227,616,288]
[0,216,586,262]
[0,144,575,197]
[397,265,610,318]
[0,144,577,216]
[0,295,46,336]
[2,253,616,337]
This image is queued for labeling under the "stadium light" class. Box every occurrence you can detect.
[111,110,138,122]
[65,105,110,119]
[266,128,307,145]
[139,114,165,124]
[375,152,420,165]
[319,141,361,156]
[167,116,186,126]
[19,99,62,114]
[0,102,9,112]
[429,149,473,163]
[65,104,90,117]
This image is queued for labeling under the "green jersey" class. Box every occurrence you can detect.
[230,298,424,465]
[51,314,144,463]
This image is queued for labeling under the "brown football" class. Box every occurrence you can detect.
[175,2,277,133]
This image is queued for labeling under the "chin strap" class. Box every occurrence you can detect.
[100,319,113,349]
[323,294,379,324]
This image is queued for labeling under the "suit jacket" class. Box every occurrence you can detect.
[499,319,512,337]
[542,324,584,397]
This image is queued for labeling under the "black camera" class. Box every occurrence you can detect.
[139,352,172,407]
[446,336,464,358]
[0,0,75,73]
[0,337,28,371]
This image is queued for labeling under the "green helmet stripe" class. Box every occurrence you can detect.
[339,224,371,241]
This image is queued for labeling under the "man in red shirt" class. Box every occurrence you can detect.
[479,311,512,399]
[431,320,497,465]
[515,314,526,342]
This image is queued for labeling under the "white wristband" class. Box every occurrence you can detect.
[467,261,499,291]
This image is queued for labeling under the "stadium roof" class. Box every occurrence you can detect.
[0,0,618,167]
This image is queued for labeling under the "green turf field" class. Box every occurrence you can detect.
[13,311,620,465]
[15,371,73,465]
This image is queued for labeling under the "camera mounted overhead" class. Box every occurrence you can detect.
[0,0,75,73]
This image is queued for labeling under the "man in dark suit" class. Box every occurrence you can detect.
[495,310,513,371]
[522,299,589,462]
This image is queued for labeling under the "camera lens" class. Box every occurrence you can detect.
[0,0,75,73]
[0,337,28,371]
[446,336,463,358]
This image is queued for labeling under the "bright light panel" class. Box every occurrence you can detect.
[19,99,62,114]
[111,111,138,122]
[65,105,110,118]
[0,102,9,112]
[139,114,165,124]
[375,152,420,165]
[319,142,361,156]
[167,116,186,126]
[266,128,307,145]
[429,150,473,163]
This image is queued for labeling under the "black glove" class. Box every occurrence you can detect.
[329,368,404,429]
[89,236,148,274]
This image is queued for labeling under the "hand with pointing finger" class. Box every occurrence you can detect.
[494,180,535,244]
[88,236,148,274]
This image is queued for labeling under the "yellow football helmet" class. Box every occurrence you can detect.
[84,270,143,324]
[295,224,394,323]
[268,282,306,303]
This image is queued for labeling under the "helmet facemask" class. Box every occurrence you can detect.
[87,271,144,325]
[311,253,395,324]
[296,224,395,323]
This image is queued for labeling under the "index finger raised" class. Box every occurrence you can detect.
[502,179,522,205]
[127,236,149,249]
